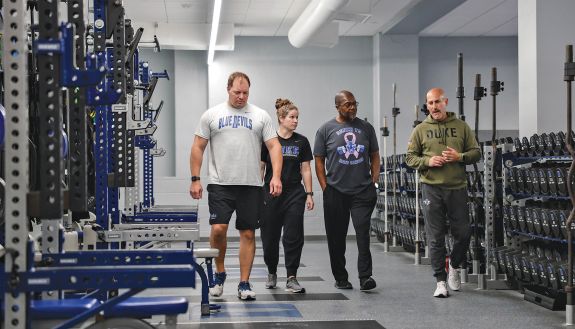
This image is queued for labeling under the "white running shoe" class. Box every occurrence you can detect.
[209,272,226,297]
[434,281,449,298]
[238,281,256,300]
[448,264,462,291]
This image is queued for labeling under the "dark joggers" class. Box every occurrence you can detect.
[322,184,377,282]
[261,184,306,277]
[421,183,471,282]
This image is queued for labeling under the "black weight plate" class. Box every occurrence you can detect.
[538,168,550,196]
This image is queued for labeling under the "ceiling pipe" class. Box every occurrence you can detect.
[288,0,349,48]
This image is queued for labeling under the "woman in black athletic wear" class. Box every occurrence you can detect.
[261,98,314,293]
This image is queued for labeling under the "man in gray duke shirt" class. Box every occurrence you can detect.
[190,72,283,300]
[314,90,380,291]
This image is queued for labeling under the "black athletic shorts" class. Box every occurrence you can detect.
[207,184,263,230]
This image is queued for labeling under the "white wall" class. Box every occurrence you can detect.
[173,50,209,178]
[208,36,374,146]
[419,37,518,138]
[518,0,575,136]
[379,34,420,156]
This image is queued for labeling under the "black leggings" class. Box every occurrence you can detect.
[260,184,306,277]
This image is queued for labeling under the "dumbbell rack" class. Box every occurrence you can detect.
[498,133,574,310]
[373,154,429,261]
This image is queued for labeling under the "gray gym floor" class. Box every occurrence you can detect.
[142,239,566,329]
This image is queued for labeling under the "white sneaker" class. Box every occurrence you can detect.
[448,264,461,291]
[209,272,226,297]
[238,281,256,300]
[434,281,449,298]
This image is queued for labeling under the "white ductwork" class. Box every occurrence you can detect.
[288,0,349,48]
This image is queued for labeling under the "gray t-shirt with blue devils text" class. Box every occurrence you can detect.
[195,102,276,186]
[314,118,379,194]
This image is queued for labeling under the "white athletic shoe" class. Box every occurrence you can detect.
[448,264,462,291]
[238,281,256,300]
[209,272,226,297]
[434,281,449,298]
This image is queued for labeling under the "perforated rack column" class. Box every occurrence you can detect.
[3,1,30,328]
[67,0,89,212]
[36,0,63,218]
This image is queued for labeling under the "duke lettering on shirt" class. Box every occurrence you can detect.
[426,127,458,139]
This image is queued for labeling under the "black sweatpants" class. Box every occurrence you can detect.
[322,184,377,282]
[260,184,306,277]
[421,183,471,282]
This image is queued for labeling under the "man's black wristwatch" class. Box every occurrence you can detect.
[191,176,201,182]
[306,192,314,196]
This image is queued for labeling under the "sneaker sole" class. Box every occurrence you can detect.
[238,295,256,300]
[285,287,306,293]
[433,292,449,298]
[265,285,277,289]
[360,283,376,291]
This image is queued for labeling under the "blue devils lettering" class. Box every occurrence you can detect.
[218,115,253,130]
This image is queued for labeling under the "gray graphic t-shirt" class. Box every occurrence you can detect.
[314,118,379,194]
[195,102,276,186]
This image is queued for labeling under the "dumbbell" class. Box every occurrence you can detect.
[529,134,541,156]
[502,205,512,230]
[509,205,519,231]
[549,261,561,290]
[539,133,550,156]
[495,247,509,273]
[547,209,561,239]
[531,207,544,236]
[521,255,535,282]
[537,260,550,288]
[529,258,542,285]
[556,167,568,196]
[517,206,528,233]
[524,206,535,234]
[538,168,550,196]
[513,137,523,157]
[558,263,573,290]
[504,250,524,277]
[529,168,541,195]
[540,207,552,237]
[548,167,559,196]
[519,137,530,156]
[543,133,557,156]
[555,131,566,155]
[515,168,527,194]
[507,167,518,193]
[523,168,534,195]
[512,252,525,280]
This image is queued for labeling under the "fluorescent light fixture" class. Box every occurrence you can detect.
[207,0,223,65]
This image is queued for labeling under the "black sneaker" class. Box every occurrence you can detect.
[334,280,353,289]
[360,277,376,291]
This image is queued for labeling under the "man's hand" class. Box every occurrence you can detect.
[190,181,203,199]
[441,146,461,163]
[269,177,283,197]
[428,155,446,167]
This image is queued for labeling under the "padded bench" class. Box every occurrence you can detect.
[194,247,221,315]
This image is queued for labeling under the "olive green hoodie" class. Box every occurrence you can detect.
[405,112,480,189]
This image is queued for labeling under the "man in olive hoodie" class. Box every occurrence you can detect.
[406,88,480,298]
